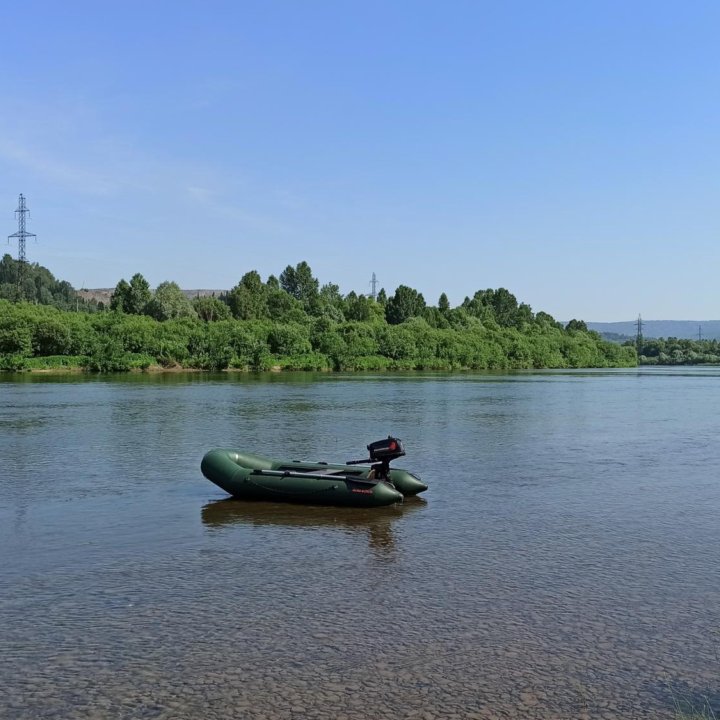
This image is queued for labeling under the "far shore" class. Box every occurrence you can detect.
[7,362,713,377]
[9,364,292,375]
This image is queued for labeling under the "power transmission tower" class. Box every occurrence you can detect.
[698,325,703,341]
[8,194,36,298]
[635,314,643,352]
[369,272,378,300]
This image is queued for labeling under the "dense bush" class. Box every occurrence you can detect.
[0,255,640,373]
[0,295,637,373]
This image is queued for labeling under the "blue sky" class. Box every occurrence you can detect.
[1,1,718,321]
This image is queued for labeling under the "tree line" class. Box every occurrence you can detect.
[634,337,720,365]
[0,256,637,372]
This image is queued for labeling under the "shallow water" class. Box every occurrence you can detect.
[1,368,719,719]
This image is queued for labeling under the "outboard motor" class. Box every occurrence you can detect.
[348,436,405,481]
[367,436,405,463]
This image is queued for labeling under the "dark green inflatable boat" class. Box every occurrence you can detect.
[201,436,427,507]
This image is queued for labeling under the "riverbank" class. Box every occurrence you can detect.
[2,354,639,375]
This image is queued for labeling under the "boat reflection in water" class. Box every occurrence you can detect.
[201,497,426,558]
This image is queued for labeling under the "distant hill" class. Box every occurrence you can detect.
[587,320,720,341]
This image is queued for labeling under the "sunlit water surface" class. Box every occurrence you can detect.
[1,368,719,719]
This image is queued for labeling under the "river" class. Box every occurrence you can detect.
[1,368,719,719]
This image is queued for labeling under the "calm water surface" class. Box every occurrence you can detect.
[1,368,719,719]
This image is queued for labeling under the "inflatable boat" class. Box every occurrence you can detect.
[201,436,427,507]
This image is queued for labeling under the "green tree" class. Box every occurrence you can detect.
[315,282,345,321]
[515,302,534,327]
[110,279,131,312]
[463,291,495,323]
[146,281,197,321]
[385,285,426,325]
[343,292,376,322]
[266,288,306,323]
[535,311,561,329]
[128,274,152,314]
[319,282,342,306]
[422,306,450,329]
[0,254,18,287]
[279,261,319,307]
[111,273,152,315]
[489,288,520,326]
[566,319,588,333]
[228,271,269,320]
[193,295,231,322]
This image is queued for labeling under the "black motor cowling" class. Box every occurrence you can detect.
[367,436,405,463]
